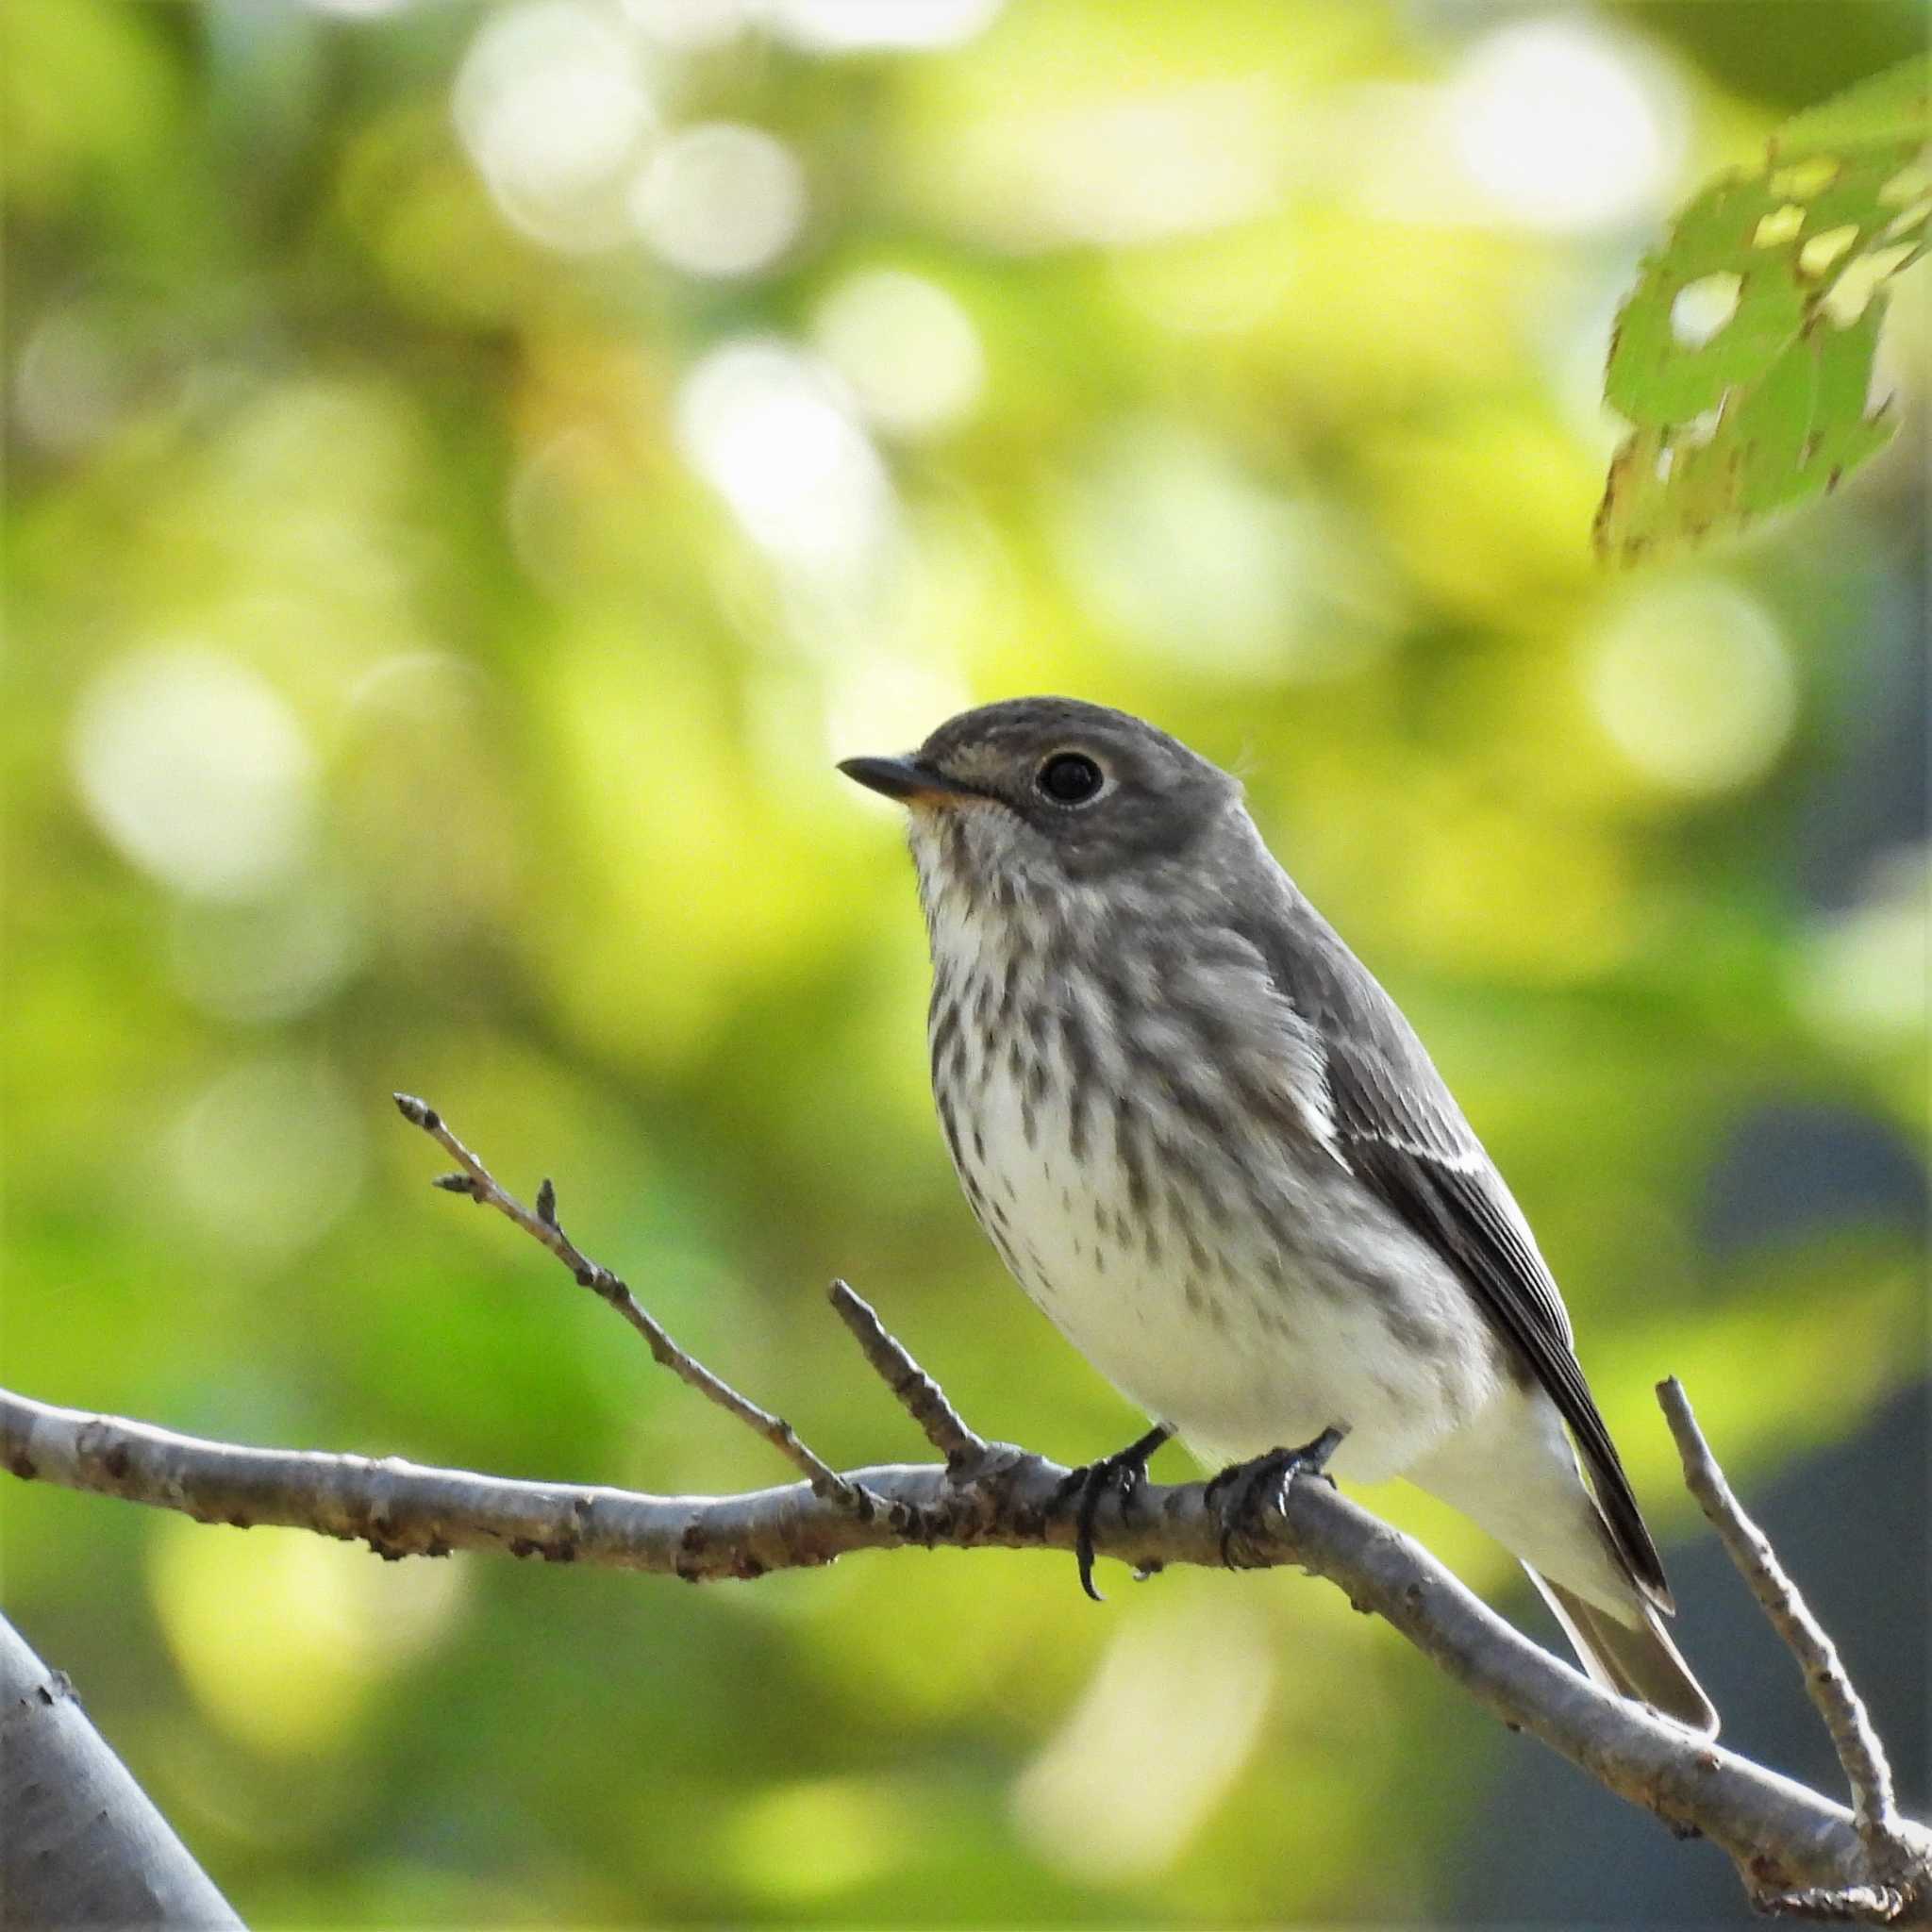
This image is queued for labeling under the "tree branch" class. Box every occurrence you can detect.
[6,1375,1926,1916]
[1659,1377,1917,1893]
[0,1610,243,1929]
[4,1102,1924,1924]
[828,1277,988,1468]
[391,1093,872,1512]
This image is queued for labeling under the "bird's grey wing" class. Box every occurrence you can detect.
[1238,901,1673,1609]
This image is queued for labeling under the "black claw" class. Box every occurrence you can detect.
[1207,1425,1346,1569]
[1074,1474,1111,1604]
[1054,1424,1173,1603]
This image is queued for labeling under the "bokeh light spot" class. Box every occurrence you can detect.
[675,339,892,575]
[810,268,986,437]
[629,122,806,277]
[1449,19,1679,233]
[454,0,654,249]
[972,79,1288,250]
[151,1517,465,1759]
[1583,579,1798,795]
[1056,422,1400,679]
[70,648,316,901]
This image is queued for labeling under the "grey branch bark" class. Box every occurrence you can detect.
[1659,1377,1920,1898]
[4,1098,1925,1924]
[5,1380,1927,1920]
[0,1609,244,1930]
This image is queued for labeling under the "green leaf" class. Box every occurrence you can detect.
[1595,308,1895,560]
[1774,51,1932,158]
[1595,54,1929,565]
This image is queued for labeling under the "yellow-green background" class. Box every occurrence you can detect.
[4,1,1925,1924]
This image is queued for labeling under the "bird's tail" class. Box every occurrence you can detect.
[1527,1567,1719,1738]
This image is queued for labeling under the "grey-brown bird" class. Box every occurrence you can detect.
[841,695,1717,1736]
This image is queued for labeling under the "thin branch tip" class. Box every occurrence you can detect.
[827,1279,986,1467]
[1657,1378,1917,1898]
[397,1096,861,1510]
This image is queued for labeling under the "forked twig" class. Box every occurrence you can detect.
[1657,1378,1914,1892]
[393,1093,873,1515]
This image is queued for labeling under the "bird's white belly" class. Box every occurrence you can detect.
[948,1050,1503,1484]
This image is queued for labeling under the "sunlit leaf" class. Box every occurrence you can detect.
[1596,55,1929,563]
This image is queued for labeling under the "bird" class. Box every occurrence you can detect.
[840,695,1718,1736]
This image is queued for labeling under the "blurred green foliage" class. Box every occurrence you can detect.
[2,2,1925,1924]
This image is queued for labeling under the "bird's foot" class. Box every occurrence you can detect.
[1054,1424,1174,1603]
[1205,1425,1346,1569]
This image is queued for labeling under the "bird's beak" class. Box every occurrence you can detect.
[838,754,980,808]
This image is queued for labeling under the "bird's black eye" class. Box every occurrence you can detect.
[1036,752,1104,805]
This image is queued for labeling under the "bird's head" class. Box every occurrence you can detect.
[840,697,1241,912]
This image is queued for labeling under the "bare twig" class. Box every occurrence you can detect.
[392,1093,871,1514]
[6,1380,1927,1920]
[1658,1378,1916,1892]
[828,1279,987,1468]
